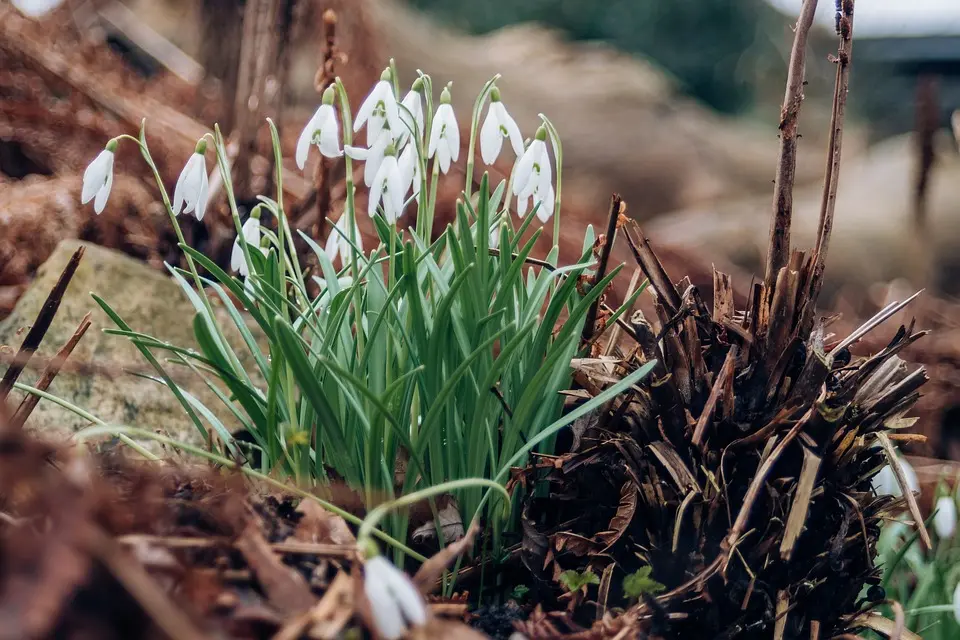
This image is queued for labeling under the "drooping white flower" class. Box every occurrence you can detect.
[363,555,427,640]
[173,139,210,221]
[81,140,117,214]
[296,87,342,169]
[231,210,262,277]
[935,496,957,539]
[512,126,550,197]
[428,86,459,174]
[398,79,425,145]
[872,456,920,497]
[345,130,391,189]
[398,144,421,205]
[354,68,402,144]
[480,87,523,165]
[368,143,406,223]
[517,179,555,223]
[325,214,363,264]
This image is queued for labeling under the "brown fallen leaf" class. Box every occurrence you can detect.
[291,499,356,547]
[235,520,316,616]
[413,519,480,595]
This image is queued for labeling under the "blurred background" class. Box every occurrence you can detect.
[2,0,960,454]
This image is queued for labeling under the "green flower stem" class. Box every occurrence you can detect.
[117,131,243,377]
[335,78,365,357]
[14,382,159,461]
[356,478,510,550]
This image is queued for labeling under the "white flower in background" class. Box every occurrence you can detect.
[363,555,427,640]
[872,456,919,497]
[296,87,342,169]
[512,125,552,204]
[354,68,402,144]
[173,139,210,221]
[480,86,523,165]
[81,139,117,214]
[369,143,406,223]
[398,144,421,204]
[935,496,957,539]
[346,130,391,189]
[398,78,425,145]
[428,86,459,174]
[231,209,263,277]
[325,214,363,264]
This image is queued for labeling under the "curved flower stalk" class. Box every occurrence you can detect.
[173,139,210,221]
[81,139,117,214]
[480,86,523,166]
[295,86,342,170]
[428,85,459,174]
[355,67,402,145]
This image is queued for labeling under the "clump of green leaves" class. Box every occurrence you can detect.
[623,566,666,601]
[559,570,600,593]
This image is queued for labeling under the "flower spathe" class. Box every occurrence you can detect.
[369,144,406,223]
[480,87,523,165]
[428,86,459,174]
[363,555,427,640]
[935,496,957,539]
[296,87,342,169]
[81,140,117,214]
[354,69,402,144]
[231,210,263,277]
[325,214,363,264]
[173,139,210,221]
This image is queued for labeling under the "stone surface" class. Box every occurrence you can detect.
[0,239,260,447]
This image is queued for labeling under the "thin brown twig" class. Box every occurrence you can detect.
[582,194,623,344]
[807,0,856,315]
[0,246,84,403]
[311,9,339,241]
[765,0,820,288]
[8,314,91,432]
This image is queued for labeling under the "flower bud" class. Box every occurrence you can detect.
[489,86,502,103]
[106,138,119,153]
[411,77,425,92]
[194,138,207,155]
[440,86,452,104]
[321,86,336,106]
[534,125,548,142]
[380,67,392,83]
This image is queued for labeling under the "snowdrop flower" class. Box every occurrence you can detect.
[480,86,523,165]
[369,143,406,223]
[296,86,342,170]
[355,68,402,144]
[345,130,391,189]
[173,139,210,221]
[81,139,117,214]
[363,555,426,640]
[518,178,555,224]
[398,144,421,204]
[397,78,425,145]
[513,125,552,199]
[935,496,957,539]
[428,86,459,174]
[231,207,263,277]
[325,214,363,264]
[872,456,919,497]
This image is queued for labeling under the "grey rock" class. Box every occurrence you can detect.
[0,239,262,450]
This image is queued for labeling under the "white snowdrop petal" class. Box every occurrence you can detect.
[479,109,502,165]
[499,104,525,158]
[93,169,112,215]
[386,159,405,222]
[935,496,957,539]
[446,108,460,163]
[231,238,244,272]
[365,576,406,640]
[438,143,451,174]
[344,145,369,161]
[369,161,390,218]
[354,81,385,133]
[385,570,427,626]
[511,143,539,196]
[81,150,112,204]
[195,165,209,221]
[428,116,442,159]
[319,116,343,158]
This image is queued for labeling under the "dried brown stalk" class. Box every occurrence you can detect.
[0,246,84,403]
[765,0,820,288]
[582,194,623,344]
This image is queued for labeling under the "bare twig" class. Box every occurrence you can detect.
[8,314,91,432]
[582,194,623,344]
[312,9,339,240]
[622,220,682,316]
[0,246,84,403]
[807,0,856,315]
[765,0,820,288]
